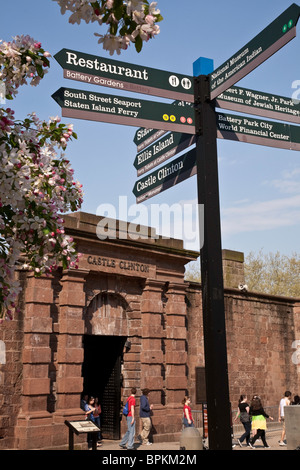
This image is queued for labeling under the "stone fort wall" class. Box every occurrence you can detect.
[0,212,299,449]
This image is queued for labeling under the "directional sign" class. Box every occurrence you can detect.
[134,131,196,176]
[55,48,194,102]
[133,128,168,152]
[210,3,300,99]
[215,85,300,124]
[133,101,193,151]
[52,87,195,134]
[132,147,197,203]
[216,111,300,150]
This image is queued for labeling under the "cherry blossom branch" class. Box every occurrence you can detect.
[0,36,83,321]
[53,0,163,55]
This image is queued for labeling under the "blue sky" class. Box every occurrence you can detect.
[1,0,300,258]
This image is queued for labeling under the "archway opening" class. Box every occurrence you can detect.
[82,334,126,439]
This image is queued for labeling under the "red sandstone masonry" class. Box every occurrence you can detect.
[1,213,299,449]
[186,284,300,411]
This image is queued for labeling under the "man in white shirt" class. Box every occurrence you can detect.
[278,391,292,446]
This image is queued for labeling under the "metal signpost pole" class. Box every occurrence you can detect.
[194,74,232,450]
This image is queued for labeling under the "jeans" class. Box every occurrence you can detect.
[183,417,194,427]
[94,416,101,441]
[239,421,251,444]
[120,416,136,449]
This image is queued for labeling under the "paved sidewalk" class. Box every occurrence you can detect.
[95,429,288,451]
[232,429,287,450]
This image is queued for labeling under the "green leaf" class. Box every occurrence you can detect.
[110,22,118,36]
[135,35,143,53]
[36,64,44,78]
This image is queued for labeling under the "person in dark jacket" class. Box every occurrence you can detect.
[139,388,153,445]
[249,396,274,448]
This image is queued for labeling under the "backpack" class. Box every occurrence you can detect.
[122,400,129,416]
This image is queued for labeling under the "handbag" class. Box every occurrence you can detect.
[240,411,250,423]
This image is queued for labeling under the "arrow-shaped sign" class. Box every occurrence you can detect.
[52,87,195,134]
[54,48,194,102]
[210,3,300,99]
[216,85,300,124]
[133,128,168,152]
[134,131,196,176]
[132,147,197,203]
[216,111,300,150]
[133,101,193,151]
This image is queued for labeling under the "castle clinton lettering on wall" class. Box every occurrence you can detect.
[87,255,149,273]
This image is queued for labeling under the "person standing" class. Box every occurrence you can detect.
[84,396,97,449]
[234,395,251,447]
[93,397,102,445]
[249,396,273,448]
[120,387,137,450]
[278,390,292,446]
[84,396,96,422]
[80,393,88,411]
[292,394,300,405]
[182,396,195,427]
[139,388,153,446]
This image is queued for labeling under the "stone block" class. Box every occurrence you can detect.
[22,347,51,364]
[166,375,187,389]
[57,347,84,364]
[140,350,163,363]
[56,376,83,394]
[24,317,52,333]
[22,377,50,396]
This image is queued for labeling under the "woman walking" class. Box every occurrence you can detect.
[182,396,195,427]
[234,395,251,447]
[249,396,273,448]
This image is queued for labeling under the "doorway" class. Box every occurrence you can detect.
[82,334,126,439]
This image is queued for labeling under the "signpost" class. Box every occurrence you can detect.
[194,73,233,451]
[216,85,300,124]
[134,131,196,176]
[55,48,194,102]
[193,4,300,451]
[52,87,195,134]
[210,3,300,99]
[216,111,300,150]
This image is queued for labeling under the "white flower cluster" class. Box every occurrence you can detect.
[53,0,162,55]
[0,35,51,99]
[0,37,83,321]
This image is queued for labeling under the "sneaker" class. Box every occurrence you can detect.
[237,439,243,447]
[119,444,127,449]
[146,442,152,446]
[248,442,255,449]
[279,441,286,446]
[264,445,271,448]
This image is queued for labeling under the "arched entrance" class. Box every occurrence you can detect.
[82,291,129,439]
